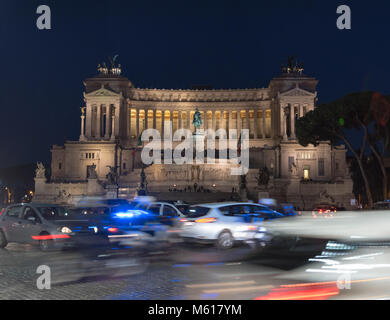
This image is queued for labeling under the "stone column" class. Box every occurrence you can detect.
[245,110,249,135]
[86,103,92,138]
[110,115,115,141]
[237,110,242,136]
[178,110,182,129]
[105,105,111,139]
[262,108,266,138]
[212,110,215,131]
[96,104,101,138]
[229,110,233,132]
[80,114,86,141]
[253,110,258,139]
[290,105,295,139]
[136,108,139,137]
[115,102,120,138]
[153,109,157,129]
[145,109,149,130]
[280,107,284,137]
[161,110,165,136]
[127,106,131,139]
[283,109,288,141]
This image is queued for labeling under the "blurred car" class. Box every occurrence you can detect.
[258,199,299,216]
[373,201,390,210]
[0,203,101,251]
[133,201,187,227]
[68,204,177,248]
[180,202,286,249]
[312,204,338,218]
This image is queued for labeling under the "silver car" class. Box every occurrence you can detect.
[0,203,100,251]
[180,202,285,249]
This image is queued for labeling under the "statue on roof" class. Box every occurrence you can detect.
[98,56,121,75]
[281,56,304,74]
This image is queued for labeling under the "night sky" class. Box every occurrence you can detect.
[0,0,388,168]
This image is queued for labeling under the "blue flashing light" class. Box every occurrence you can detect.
[115,212,135,218]
[114,209,150,219]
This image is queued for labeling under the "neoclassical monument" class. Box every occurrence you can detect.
[34,58,354,209]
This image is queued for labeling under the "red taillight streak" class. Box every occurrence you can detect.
[32,234,70,240]
[195,217,217,223]
[0,208,4,216]
[255,284,339,300]
[107,227,119,233]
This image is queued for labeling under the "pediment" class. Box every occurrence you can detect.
[84,84,121,97]
[279,86,315,97]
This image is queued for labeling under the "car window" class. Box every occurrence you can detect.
[148,204,161,215]
[6,206,22,218]
[176,205,189,215]
[37,206,75,220]
[220,205,251,216]
[163,205,179,217]
[249,205,283,220]
[186,206,210,218]
[72,207,110,217]
[22,207,41,223]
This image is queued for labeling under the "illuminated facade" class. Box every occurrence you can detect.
[34,60,354,209]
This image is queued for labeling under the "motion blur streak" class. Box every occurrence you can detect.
[255,284,339,300]
[203,284,273,294]
[31,234,70,240]
[186,280,256,288]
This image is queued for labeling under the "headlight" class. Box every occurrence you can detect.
[61,226,72,234]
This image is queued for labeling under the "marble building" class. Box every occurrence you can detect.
[33,59,354,209]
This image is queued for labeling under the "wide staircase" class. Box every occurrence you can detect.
[118,188,242,204]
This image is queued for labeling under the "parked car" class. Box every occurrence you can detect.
[0,203,102,251]
[179,202,286,249]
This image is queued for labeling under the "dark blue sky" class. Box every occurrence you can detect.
[0,0,388,167]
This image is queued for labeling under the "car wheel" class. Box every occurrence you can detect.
[39,234,53,252]
[0,229,8,248]
[216,230,234,249]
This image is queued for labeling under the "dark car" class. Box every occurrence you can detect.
[0,203,103,251]
[68,205,171,242]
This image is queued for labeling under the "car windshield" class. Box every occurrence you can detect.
[186,206,210,218]
[37,206,79,220]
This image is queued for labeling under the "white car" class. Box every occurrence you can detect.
[180,202,285,249]
[133,201,187,227]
